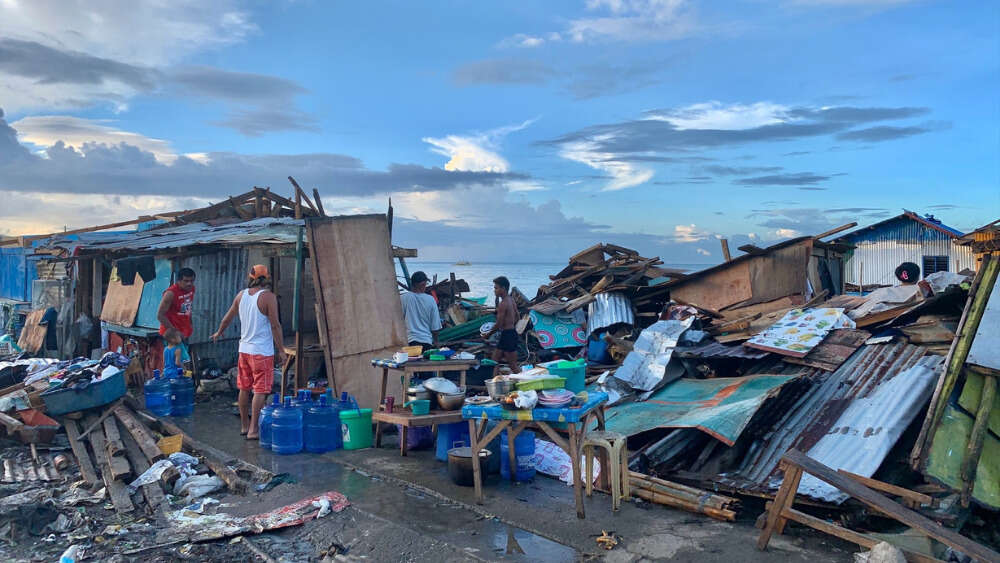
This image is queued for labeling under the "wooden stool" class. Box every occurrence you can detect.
[583,430,629,511]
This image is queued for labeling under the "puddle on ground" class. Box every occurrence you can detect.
[174,400,578,561]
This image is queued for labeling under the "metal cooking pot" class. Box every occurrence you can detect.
[436,389,466,411]
[447,442,491,486]
[407,386,431,402]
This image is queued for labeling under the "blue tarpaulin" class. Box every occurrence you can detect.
[0,247,35,302]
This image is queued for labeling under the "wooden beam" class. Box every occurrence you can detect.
[86,416,133,514]
[114,407,164,464]
[778,450,999,563]
[813,222,857,240]
[838,470,935,507]
[312,188,325,216]
[62,418,99,486]
[153,418,251,495]
[18,215,179,243]
[118,420,167,515]
[720,238,732,262]
[392,247,418,258]
[960,373,996,507]
[288,176,318,215]
[76,398,124,441]
[103,416,125,457]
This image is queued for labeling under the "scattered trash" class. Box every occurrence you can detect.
[129,459,175,490]
[853,542,906,563]
[58,544,83,563]
[312,497,332,518]
[255,473,296,493]
[595,531,618,550]
[175,475,224,500]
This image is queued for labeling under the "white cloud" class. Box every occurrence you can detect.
[497,33,548,48]
[775,228,801,238]
[644,101,792,130]
[696,248,711,256]
[12,116,181,164]
[569,0,694,42]
[558,139,654,191]
[423,119,535,173]
[674,224,710,243]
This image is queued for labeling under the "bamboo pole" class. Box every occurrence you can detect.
[631,489,736,521]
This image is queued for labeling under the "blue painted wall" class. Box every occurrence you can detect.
[0,247,36,302]
[135,259,172,329]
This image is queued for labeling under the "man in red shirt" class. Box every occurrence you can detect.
[158,268,196,342]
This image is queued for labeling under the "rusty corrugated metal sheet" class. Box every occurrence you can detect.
[675,340,771,360]
[717,341,933,493]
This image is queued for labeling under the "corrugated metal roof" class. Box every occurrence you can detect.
[837,211,965,242]
[587,291,635,335]
[717,341,933,493]
[796,355,943,502]
[675,340,771,360]
[39,217,302,253]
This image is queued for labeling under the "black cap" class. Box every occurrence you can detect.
[410,271,429,285]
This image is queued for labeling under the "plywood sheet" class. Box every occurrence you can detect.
[747,239,812,306]
[308,215,407,408]
[967,276,1000,371]
[100,267,144,327]
[16,309,47,354]
[670,260,752,311]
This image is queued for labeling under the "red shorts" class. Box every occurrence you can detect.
[237,353,274,394]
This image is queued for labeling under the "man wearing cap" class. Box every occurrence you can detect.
[400,271,441,352]
[210,265,285,440]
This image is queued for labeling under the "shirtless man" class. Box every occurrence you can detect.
[486,276,520,373]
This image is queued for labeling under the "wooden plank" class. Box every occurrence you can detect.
[671,260,753,311]
[781,449,999,563]
[16,309,47,354]
[114,407,164,464]
[720,238,732,261]
[99,266,145,327]
[786,329,871,371]
[76,399,124,441]
[783,508,943,563]
[86,416,134,513]
[307,215,407,409]
[746,239,812,307]
[838,470,935,507]
[813,222,857,240]
[103,416,125,457]
[1,459,13,483]
[960,374,997,507]
[119,421,166,515]
[152,418,250,495]
[312,188,325,216]
[0,411,24,434]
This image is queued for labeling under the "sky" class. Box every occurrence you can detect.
[0,0,997,263]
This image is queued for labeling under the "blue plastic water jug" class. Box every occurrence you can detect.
[144,370,171,417]
[500,430,536,481]
[258,394,280,449]
[271,396,303,454]
[304,395,341,453]
[168,373,194,416]
[292,389,314,410]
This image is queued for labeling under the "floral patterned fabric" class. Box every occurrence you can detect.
[745,307,856,358]
[528,310,587,349]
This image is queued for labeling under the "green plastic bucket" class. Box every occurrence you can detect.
[340,408,373,450]
[547,359,586,392]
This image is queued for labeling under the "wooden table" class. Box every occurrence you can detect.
[370,358,478,456]
[462,391,609,519]
[279,341,325,398]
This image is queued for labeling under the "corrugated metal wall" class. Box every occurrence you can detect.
[843,219,975,286]
[1,247,35,302]
[177,248,249,367]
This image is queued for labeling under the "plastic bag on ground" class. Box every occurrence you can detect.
[175,475,225,500]
[531,439,600,485]
[128,459,174,490]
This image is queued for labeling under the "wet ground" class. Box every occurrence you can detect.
[173,398,858,562]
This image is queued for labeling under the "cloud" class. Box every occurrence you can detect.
[0,1,255,111]
[12,115,178,163]
[926,204,959,210]
[835,124,934,142]
[212,108,319,137]
[644,101,792,130]
[567,0,697,43]
[745,207,884,237]
[565,60,668,100]
[735,172,833,186]
[0,39,157,91]
[0,110,523,201]
[166,66,306,104]
[559,140,654,191]
[674,224,709,243]
[452,59,556,86]
[422,120,535,173]
[496,34,548,48]
[544,102,934,187]
[696,248,711,256]
[703,165,783,176]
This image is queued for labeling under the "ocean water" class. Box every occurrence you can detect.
[395,261,714,299]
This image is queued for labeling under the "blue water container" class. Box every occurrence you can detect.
[144,370,171,417]
[258,395,280,449]
[271,396,303,455]
[338,391,354,412]
[292,389,314,410]
[168,374,194,416]
[436,422,470,462]
[500,430,536,481]
[304,395,341,453]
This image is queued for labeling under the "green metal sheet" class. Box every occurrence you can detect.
[925,405,1000,509]
[438,314,495,342]
[603,374,800,445]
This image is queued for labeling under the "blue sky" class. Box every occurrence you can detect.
[0,0,997,263]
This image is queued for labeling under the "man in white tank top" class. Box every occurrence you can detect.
[210,265,285,440]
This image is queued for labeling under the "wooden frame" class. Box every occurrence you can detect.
[758,449,999,563]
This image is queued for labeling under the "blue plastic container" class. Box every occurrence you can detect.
[436,422,470,462]
[168,374,194,416]
[258,395,280,449]
[304,395,341,453]
[41,369,127,416]
[500,430,536,481]
[271,396,303,455]
[144,370,172,417]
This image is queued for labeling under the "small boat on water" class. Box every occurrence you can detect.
[453,260,471,266]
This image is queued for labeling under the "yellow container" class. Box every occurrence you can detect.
[157,434,183,456]
[402,345,423,358]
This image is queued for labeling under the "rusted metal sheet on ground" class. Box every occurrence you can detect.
[308,215,406,409]
[604,373,801,446]
[785,328,871,371]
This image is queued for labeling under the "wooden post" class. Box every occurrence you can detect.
[757,462,803,548]
[312,188,325,216]
[92,258,104,319]
[960,372,997,506]
[720,239,732,262]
